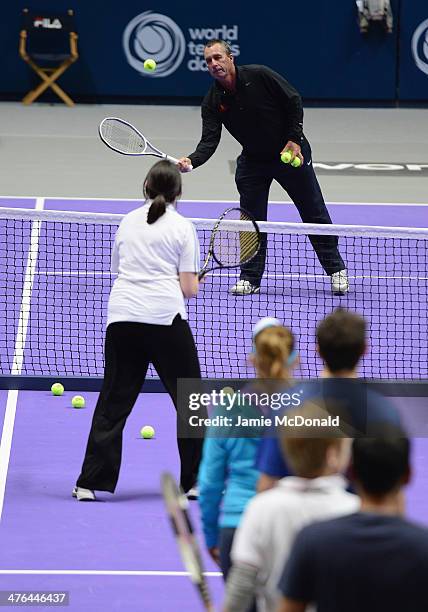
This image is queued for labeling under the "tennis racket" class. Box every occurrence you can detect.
[98,117,192,170]
[161,473,214,611]
[199,207,261,279]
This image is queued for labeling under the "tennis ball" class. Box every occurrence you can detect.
[221,386,235,397]
[291,157,302,168]
[280,151,292,164]
[51,382,64,396]
[144,59,157,72]
[140,425,155,439]
[71,395,85,409]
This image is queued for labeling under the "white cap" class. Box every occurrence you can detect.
[251,317,297,365]
[252,317,282,341]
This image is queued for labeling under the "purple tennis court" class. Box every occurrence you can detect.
[1,198,427,381]
[0,196,427,610]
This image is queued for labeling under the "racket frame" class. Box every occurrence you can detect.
[199,206,261,279]
[161,472,213,610]
[98,116,180,164]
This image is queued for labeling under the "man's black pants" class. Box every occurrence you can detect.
[76,316,202,494]
[235,139,345,286]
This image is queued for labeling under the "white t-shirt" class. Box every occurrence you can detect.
[107,202,200,326]
[231,475,359,612]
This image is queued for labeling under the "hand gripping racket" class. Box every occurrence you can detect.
[98,117,193,170]
[199,207,261,279]
[161,473,214,611]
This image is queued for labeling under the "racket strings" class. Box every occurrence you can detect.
[213,230,257,265]
[239,231,260,263]
[213,230,240,266]
[213,209,260,266]
[101,121,146,154]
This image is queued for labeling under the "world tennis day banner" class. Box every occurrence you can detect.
[1,0,426,101]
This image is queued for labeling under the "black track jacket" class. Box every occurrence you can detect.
[188,64,305,169]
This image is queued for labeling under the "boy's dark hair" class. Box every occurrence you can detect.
[351,432,410,496]
[144,160,182,225]
[316,308,366,372]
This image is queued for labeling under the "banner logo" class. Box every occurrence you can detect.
[123,11,186,78]
[411,18,428,76]
[123,11,240,77]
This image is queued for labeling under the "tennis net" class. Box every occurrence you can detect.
[0,207,427,386]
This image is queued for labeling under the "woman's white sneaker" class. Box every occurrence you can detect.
[186,487,199,501]
[72,486,96,501]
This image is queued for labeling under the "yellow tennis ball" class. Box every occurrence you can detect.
[291,157,302,168]
[144,59,157,72]
[51,382,64,396]
[140,425,155,439]
[280,151,292,164]
[71,395,85,409]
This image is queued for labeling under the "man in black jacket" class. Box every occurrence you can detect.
[178,40,348,296]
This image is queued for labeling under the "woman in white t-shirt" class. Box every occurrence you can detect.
[74,160,201,501]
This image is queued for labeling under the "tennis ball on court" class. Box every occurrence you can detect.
[221,386,235,397]
[280,151,292,164]
[291,157,302,168]
[71,395,85,409]
[140,425,155,439]
[51,382,64,396]
[144,59,157,72]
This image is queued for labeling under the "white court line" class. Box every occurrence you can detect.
[11,198,44,373]
[255,274,428,281]
[0,197,45,523]
[0,196,427,206]
[0,391,19,524]
[34,271,428,281]
[0,569,222,577]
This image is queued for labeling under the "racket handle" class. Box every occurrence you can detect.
[167,155,193,172]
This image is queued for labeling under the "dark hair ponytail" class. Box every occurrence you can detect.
[147,194,167,224]
[144,160,182,225]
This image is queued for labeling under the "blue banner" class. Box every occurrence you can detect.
[398,3,428,100]
[1,0,425,102]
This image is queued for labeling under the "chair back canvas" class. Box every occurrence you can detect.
[23,11,75,61]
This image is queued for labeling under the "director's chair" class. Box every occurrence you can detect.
[19,8,78,106]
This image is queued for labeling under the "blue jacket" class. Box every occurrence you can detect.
[198,402,263,549]
[198,396,265,548]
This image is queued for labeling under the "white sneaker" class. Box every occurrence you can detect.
[230,280,260,295]
[331,269,349,295]
[186,487,199,501]
[72,486,96,501]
